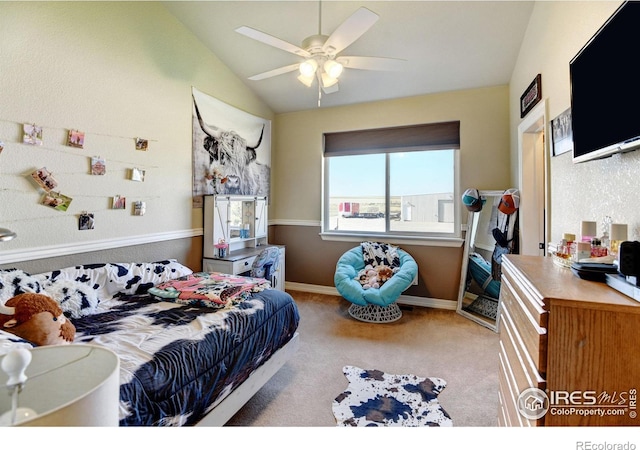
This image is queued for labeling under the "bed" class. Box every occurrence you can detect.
[0,260,300,426]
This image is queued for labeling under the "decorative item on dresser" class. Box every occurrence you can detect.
[498,254,640,426]
[202,194,285,290]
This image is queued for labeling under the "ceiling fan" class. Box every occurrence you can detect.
[235,3,405,104]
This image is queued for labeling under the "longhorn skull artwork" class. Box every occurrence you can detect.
[191,88,271,206]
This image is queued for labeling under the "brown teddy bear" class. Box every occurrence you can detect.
[375,265,395,284]
[0,293,75,346]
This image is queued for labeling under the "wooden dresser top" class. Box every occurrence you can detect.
[503,255,640,312]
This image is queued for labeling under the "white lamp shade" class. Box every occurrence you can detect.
[610,223,628,241]
[321,72,338,88]
[324,60,343,79]
[299,59,317,77]
[297,73,314,87]
[0,344,119,426]
[581,221,597,237]
[0,228,16,242]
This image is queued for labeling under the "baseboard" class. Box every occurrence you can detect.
[284,281,457,310]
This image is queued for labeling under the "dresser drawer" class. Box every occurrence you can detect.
[501,258,547,329]
[232,256,256,275]
[500,274,548,375]
[499,305,547,426]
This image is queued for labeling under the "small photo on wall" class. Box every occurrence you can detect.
[30,167,58,192]
[0,141,5,154]
[78,212,95,230]
[135,138,148,151]
[42,191,72,211]
[67,130,85,148]
[133,201,146,216]
[91,156,106,175]
[23,123,43,146]
[131,167,145,182]
[112,195,126,209]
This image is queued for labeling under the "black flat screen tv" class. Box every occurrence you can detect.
[570,1,640,163]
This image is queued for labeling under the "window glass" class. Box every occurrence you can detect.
[324,149,457,237]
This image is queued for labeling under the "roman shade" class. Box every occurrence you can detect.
[323,121,460,157]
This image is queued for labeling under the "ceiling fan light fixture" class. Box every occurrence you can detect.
[299,59,318,77]
[324,60,343,79]
[297,73,315,87]
[321,72,338,88]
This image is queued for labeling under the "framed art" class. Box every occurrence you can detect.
[551,108,573,157]
[191,87,271,208]
[520,74,542,118]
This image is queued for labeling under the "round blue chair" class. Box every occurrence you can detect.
[334,246,418,323]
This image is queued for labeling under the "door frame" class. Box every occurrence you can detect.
[518,99,550,256]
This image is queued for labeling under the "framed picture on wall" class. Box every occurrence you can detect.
[520,74,542,118]
[551,108,573,157]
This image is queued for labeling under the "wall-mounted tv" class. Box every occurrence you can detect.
[570,1,640,163]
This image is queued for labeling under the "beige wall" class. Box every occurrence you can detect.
[272,85,511,222]
[270,85,511,302]
[510,1,640,244]
[0,2,272,269]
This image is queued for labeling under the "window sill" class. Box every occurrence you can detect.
[319,231,463,248]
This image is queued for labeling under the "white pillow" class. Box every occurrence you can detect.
[43,278,100,319]
[107,260,194,295]
[0,269,43,303]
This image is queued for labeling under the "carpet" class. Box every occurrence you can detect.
[332,365,453,427]
[465,295,498,320]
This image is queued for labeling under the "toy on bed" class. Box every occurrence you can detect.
[0,260,300,426]
[0,293,75,346]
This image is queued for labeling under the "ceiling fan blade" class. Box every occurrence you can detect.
[337,56,406,71]
[248,64,300,81]
[236,26,310,58]
[322,7,379,55]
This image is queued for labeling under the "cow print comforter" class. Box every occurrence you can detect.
[0,261,300,426]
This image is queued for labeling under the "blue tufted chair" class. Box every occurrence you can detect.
[334,245,418,323]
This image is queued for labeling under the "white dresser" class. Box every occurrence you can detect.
[202,245,285,291]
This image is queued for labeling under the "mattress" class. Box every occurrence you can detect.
[0,262,300,426]
[74,288,299,426]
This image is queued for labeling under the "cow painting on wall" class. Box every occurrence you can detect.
[191,87,271,208]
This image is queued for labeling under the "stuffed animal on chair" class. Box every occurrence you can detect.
[0,293,75,346]
[357,265,395,290]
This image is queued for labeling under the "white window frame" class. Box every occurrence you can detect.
[320,148,462,247]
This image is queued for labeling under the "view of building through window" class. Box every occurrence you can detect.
[325,149,456,235]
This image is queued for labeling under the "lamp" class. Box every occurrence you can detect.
[0,228,16,242]
[0,344,120,426]
[609,223,628,255]
[297,57,344,89]
[323,59,343,79]
[299,59,318,77]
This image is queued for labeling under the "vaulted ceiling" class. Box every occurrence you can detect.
[163,1,535,114]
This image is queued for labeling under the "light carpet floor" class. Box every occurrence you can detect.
[225,290,500,427]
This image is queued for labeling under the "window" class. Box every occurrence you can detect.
[322,121,460,240]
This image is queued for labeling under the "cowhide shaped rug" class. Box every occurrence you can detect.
[332,365,453,427]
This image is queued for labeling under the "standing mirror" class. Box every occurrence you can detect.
[457,190,519,332]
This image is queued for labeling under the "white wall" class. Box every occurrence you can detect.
[510,1,640,244]
[0,2,273,265]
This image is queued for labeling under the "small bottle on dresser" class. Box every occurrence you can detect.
[590,238,608,257]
